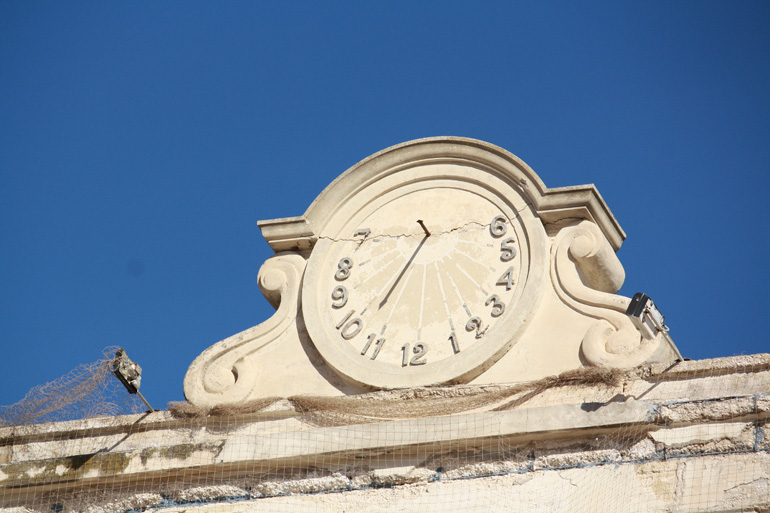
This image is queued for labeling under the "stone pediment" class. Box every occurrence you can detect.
[184,137,681,407]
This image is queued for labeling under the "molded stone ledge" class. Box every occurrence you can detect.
[646,353,770,377]
[257,216,316,253]
[655,395,770,424]
[6,395,766,504]
[0,400,652,496]
[3,355,769,472]
[0,400,297,446]
[2,354,769,512]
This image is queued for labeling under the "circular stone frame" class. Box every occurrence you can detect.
[301,139,549,389]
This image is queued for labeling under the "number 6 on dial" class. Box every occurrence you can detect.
[490,215,507,237]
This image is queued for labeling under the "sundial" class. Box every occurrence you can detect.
[184,137,680,406]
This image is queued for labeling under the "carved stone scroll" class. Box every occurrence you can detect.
[550,221,663,368]
[183,253,306,407]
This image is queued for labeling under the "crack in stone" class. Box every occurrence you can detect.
[312,202,530,244]
[556,471,579,488]
[317,220,495,243]
[724,477,769,493]
[543,216,586,227]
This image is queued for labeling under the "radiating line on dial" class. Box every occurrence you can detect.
[450,257,489,297]
[453,247,497,274]
[357,256,408,315]
[378,233,429,309]
[381,265,416,335]
[446,272,471,319]
[417,264,427,341]
[434,262,455,333]
[353,251,402,291]
[356,247,400,269]
[456,239,493,248]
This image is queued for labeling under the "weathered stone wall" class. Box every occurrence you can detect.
[2,355,768,513]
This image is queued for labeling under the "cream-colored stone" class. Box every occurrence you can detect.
[649,422,753,448]
[253,473,349,497]
[82,493,163,513]
[170,485,248,502]
[98,454,766,513]
[3,353,768,512]
[533,448,621,470]
[636,460,679,505]
[658,397,759,424]
[628,437,657,460]
[183,138,681,406]
[676,455,770,512]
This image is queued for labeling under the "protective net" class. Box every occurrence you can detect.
[0,347,145,427]
[1,355,768,513]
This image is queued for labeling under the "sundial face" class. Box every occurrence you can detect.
[302,163,542,389]
[316,188,520,367]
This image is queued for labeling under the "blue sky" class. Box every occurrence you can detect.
[1,2,768,409]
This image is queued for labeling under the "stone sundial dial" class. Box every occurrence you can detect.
[184,137,680,407]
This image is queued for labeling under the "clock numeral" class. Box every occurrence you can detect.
[449,332,460,354]
[335,257,354,281]
[335,309,354,329]
[336,309,363,340]
[490,215,508,238]
[500,237,517,262]
[340,318,363,340]
[411,343,428,365]
[465,316,487,339]
[331,286,348,308]
[361,333,385,360]
[485,295,505,317]
[496,266,515,291]
[401,343,428,366]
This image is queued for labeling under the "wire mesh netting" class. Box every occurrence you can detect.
[0,347,145,427]
[1,353,768,513]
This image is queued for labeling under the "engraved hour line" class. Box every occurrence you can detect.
[356,247,400,269]
[353,252,402,291]
[379,233,430,309]
[446,272,472,318]
[446,255,489,297]
[453,247,498,273]
[454,228,495,256]
[357,256,411,318]
[440,257,494,298]
[380,265,416,335]
[417,264,427,341]
[434,262,455,333]
[360,250,402,276]
[456,239,494,248]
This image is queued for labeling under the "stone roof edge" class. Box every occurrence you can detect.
[2,354,767,444]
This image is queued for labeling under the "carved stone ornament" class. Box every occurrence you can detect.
[184,137,681,407]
